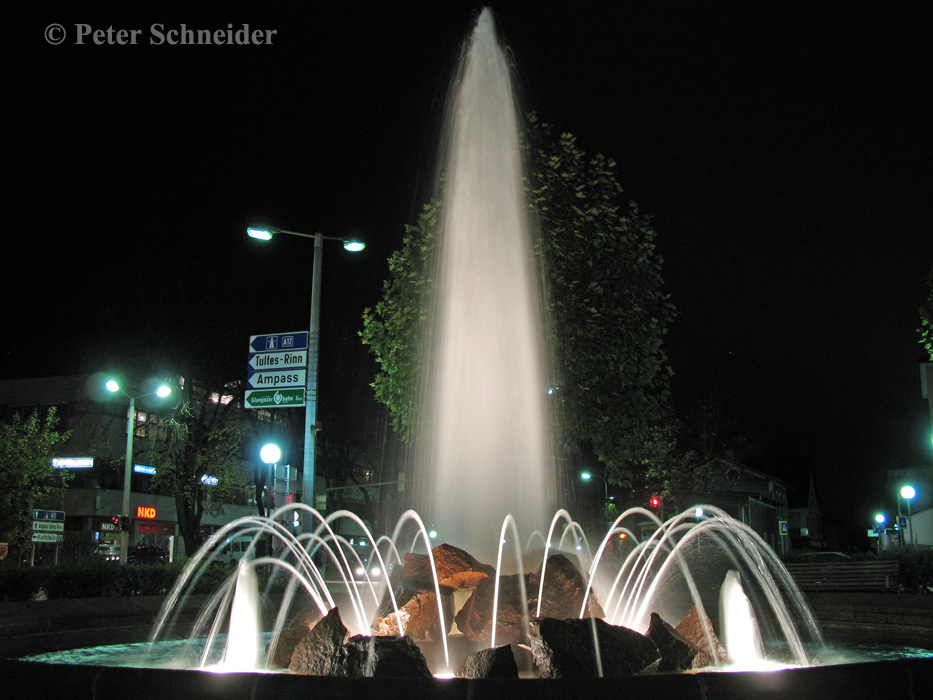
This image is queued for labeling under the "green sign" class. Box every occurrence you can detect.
[244,387,306,409]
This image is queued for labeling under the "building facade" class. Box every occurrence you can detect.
[0,375,297,564]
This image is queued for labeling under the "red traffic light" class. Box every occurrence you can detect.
[649,496,660,509]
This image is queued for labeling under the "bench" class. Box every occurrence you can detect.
[783,560,900,592]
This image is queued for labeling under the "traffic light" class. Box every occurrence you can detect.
[119,515,130,532]
[649,496,661,509]
[111,515,121,528]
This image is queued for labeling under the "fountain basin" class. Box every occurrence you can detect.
[2,655,932,700]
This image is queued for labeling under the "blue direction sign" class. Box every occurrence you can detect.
[249,332,309,354]
[247,369,306,390]
[248,350,307,371]
[33,509,66,521]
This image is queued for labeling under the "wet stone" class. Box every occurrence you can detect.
[675,605,728,668]
[288,607,349,675]
[646,612,701,672]
[461,645,520,679]
[528,616,660,678]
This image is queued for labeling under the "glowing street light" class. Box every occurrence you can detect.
[900,485,917,546]
[105,378,172,565]
[580,471,609,524]
[247,226,365,533]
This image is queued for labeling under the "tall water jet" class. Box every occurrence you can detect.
[419,9,553,560]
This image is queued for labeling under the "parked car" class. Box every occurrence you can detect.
[128,545,169,565]
[97,543,120,562]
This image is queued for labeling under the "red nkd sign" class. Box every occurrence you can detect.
[136,506,157,519]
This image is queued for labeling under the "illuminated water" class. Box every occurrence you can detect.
[418,7,553,561]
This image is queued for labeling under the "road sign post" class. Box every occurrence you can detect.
[31,510,66,566]
[246,332,308,410]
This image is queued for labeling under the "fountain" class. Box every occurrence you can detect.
[417,6,553,562]
[3,7,931,698]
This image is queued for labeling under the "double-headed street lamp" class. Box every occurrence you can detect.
[247,227,365,533]
[105,379,172,565]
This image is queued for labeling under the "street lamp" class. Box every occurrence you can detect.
[900,485,917,546]
[580,471,609,523]
[260,443,282,514]
[247,226,365,533]
[105,379,172,565]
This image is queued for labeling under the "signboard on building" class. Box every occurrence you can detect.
[52,457,93,469]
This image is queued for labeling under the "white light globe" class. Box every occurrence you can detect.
[260,444,282,464]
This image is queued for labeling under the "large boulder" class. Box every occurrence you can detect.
[645,612,701,672]
[267,606,322,668]
[288,607,350,675]
[287,607,432,677]
[455,572,533,645]
[453,552,606,645]
[461,645,520,679]
[675,605,728,668]
[528,616,660,678]
[371,590,453,641]
[402,543,495,589]
[532,553,605,620]
[344,635,433,678]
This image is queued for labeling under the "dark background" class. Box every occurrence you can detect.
[2,3,930,540]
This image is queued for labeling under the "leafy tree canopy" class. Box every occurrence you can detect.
[148,380,252,557]
[362,114,676,489]
[0,408,72,559]
[920,266,933,361]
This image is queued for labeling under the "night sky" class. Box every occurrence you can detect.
[3,3,930,540]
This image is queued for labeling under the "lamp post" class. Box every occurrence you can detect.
[260,443,282,554]
[247,227,365,533]
[581,471,609,524]
[900,485,917,546]
[105,379,172,565]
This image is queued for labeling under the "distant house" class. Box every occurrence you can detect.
[685,458,790,555]
[787,473,824,550]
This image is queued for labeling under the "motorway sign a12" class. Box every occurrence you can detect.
[33,509,66,521]
[249,331,309,354]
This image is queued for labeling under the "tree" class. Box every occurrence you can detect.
[920,265,933,361]
[361,115,677,490]
[0,408,72,562]
[148,379,253,557]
